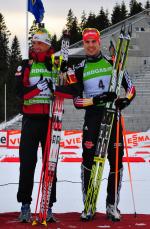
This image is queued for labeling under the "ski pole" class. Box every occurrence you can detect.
[32,121,51,225]
[38,98,57,223]
[121,116,136,217]
[114,110,120,211]
[32,100,54,225]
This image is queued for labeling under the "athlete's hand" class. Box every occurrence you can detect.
[93,92,117,105]
[37,78,48,91]
[115,97,130,110]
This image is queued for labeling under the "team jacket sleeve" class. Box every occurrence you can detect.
[15,60,41,100]
[22,67,41,100]
[72,63,95,109]
[15,60,30,99]
[122,70,136,102]
[73,96,94,109]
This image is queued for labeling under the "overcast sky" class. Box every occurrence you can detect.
[0,0,147,57]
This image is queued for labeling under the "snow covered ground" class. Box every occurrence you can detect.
[0,146,150,214]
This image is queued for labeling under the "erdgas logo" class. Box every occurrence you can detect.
[31,68,49,73]
[83,67,112,77]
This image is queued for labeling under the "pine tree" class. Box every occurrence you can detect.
[111,3,122,25]
[0,13,11,121]
[80,11,87,30]
[69,17,81,44]
[85,12,97,28]
[121,1,128,20]
[66,9,75,31]
[96,7,110,31]
[65,9,81,44]
[129,0,143,16]
[145,0,150,9]
[51,34,60,51]
[7,36,22,118]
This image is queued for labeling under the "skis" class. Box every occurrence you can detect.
[38,96,63,226]
[83,24,132,219]
[32,31,70,226]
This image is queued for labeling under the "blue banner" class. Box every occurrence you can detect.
[28,0,45,23]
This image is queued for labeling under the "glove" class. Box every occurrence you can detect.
[115,97,130,110]
[37,78,48,91]
[93,92,117,105]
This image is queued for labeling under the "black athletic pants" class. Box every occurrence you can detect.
[81,109,124,206]
[17,115,56,207]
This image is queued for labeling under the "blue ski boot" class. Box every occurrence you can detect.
[46,208,57,223]
[19,204,31,223]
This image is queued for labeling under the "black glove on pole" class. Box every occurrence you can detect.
[115,97,130,110]
[93,92,117,105]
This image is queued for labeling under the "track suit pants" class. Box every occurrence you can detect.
[17,116,56,207]
[81,110,124,207]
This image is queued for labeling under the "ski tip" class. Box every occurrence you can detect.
[32,220,38,226]
[120,24,125,34]
[59,55,63,62]
[41,220,47,226]
[128,23,132,36]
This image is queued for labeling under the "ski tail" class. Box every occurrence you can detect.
[57,30,70,86]
[60,30,70,62]
[115,23,132,98]
[106,24,125,109]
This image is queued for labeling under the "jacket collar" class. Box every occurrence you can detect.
[86,51,103,62]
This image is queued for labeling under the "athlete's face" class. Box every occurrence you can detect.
[32,41,50,53]
[83,38,100,57]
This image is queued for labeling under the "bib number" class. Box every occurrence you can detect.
[99,80,105,90]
